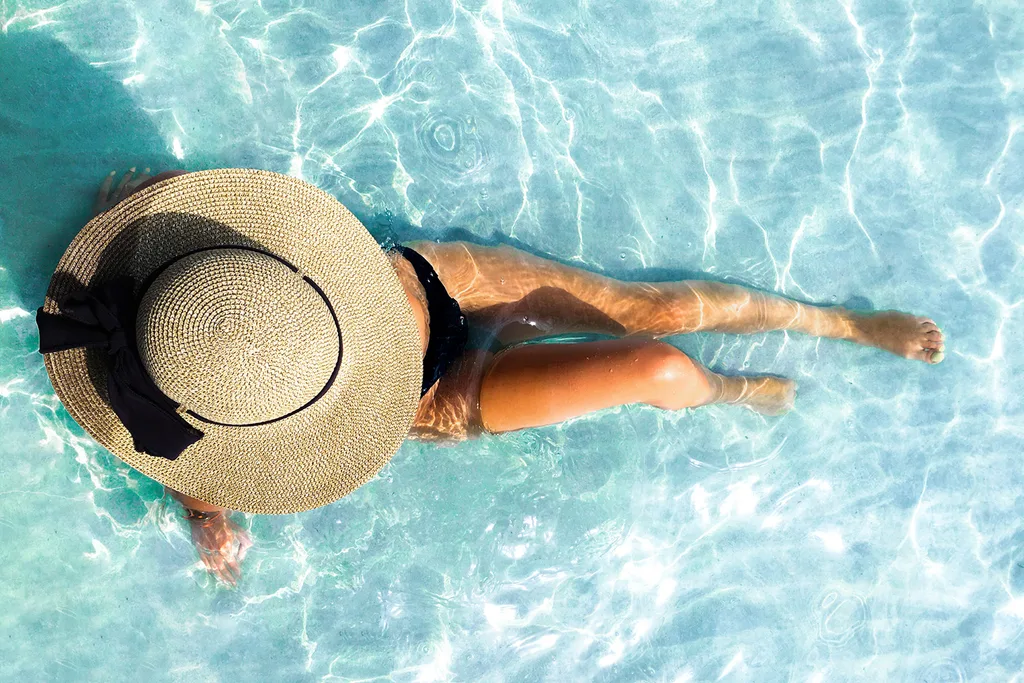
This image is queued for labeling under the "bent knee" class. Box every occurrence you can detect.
[633,341,698,383]
[633,342,711,409]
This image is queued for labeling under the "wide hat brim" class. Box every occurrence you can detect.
[42,169,423,514]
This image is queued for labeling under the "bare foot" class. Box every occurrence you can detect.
[848,311,945,364]
[706,374,797,416]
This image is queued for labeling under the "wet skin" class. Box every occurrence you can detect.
[98,169,945,584]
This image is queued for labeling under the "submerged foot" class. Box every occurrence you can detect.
[706,374,796,416]
[849,311,945,364]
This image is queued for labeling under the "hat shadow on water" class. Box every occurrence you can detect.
[0,30,176,305]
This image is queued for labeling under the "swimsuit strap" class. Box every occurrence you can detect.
[395,246,469,396]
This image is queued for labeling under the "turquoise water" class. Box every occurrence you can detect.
[1,0,1022,680]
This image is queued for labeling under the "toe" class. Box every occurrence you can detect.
[925,330,943,341]
[909,348,931,362]
[927,349,944,364]
[922,339,944,350]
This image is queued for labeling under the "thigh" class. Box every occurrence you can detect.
[408,241,644,341]
[408,240,724,341]
[407,241,621,310]
[478,338,711,433]
[405,240,622,313]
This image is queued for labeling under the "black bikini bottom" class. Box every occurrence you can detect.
[395,246,469,396]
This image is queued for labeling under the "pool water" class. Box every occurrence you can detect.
[2,0,1023,680]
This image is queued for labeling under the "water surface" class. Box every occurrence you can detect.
[1,0,1023,680]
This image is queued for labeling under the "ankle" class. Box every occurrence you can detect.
[841,310,870,343]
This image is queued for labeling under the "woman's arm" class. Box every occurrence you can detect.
[93,167,252,584]
[167,488,224,512]
[167,487,252,586]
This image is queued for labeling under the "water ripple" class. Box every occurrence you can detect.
[415,111,489,178]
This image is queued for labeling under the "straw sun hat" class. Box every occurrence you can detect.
[38,169,423,514]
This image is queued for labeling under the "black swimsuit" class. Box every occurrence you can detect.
[395,246,469,396]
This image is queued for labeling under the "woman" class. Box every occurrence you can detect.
[43,168,943,584]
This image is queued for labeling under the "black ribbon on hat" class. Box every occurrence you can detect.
[36,277,203,460]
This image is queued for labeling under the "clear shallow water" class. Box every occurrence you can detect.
[1,0,1022,680]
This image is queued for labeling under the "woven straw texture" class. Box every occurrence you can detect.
[42,169,423,514]
[138,248,340,424]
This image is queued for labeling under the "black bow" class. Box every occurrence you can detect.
[37,277,203,460]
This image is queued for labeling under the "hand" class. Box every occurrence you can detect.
[94,167,151,215]
[188,512,253,586]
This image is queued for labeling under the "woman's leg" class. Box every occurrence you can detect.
[410,350,492,441]
[478,338,795,433]
[411,241,945,364]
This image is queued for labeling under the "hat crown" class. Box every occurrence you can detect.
[137,249,339,424]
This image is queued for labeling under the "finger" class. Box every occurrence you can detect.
[94,171,116,212]
[208,556,232,584]
[219,561,239,585]
[126,168,152,194]
[98,170,115,198]
[225,558,242,584]
[200,549,225,578]
[235,527,253,547]
[237,536,252,562]
[212,566,232,586]
[113,167,136,200]
[224,538,241,563]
